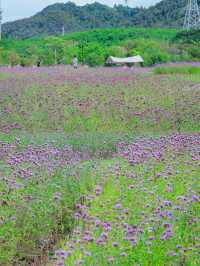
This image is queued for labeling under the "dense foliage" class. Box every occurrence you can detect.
[175,29,200,43]
[0,27,199,67]
[2,1,200,39]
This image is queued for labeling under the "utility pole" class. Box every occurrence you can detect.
[0,0,2,40]
[183,0,200,30]
[62,25,65,36]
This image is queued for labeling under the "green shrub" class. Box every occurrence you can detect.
[128,39,170,66]
[106,45,127,58]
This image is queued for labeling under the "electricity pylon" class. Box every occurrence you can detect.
[183,0,200,30]
[124,0,129,7]
[0,0,2,40]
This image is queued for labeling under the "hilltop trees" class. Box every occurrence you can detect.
[2,1,200,39]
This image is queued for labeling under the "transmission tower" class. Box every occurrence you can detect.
[183,0,200,30]
[124,0,129,7]
[0,0,2,40]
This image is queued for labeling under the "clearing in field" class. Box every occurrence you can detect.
[0,65,199,266]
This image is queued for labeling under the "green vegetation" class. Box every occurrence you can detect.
[0,27,200,67]
[175,29,200,43]
[154,66,200,74]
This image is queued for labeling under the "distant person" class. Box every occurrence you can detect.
[72,56,78,69]
[37,59,41,68]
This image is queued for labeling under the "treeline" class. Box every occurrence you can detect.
[2,1,200,39]
[0,28,199,67]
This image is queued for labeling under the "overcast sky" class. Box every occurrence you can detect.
[2,0,160,23]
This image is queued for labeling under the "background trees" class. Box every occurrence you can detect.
[2,1,200,39]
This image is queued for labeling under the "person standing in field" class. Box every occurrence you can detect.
[72,56,78,69]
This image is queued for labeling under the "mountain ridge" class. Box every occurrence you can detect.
[2,0,200,39]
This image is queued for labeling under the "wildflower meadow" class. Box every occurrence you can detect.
[0,65,199,266]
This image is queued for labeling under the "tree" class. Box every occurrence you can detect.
[8,51,21,66]
[82,43,105,66]
[46,37,65,65]
[106,46,127,58]
[0,47,6,65]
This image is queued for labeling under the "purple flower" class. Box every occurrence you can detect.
[123,208,129,214]
[163,223,172,229]
[95,185,102,196]
[74,213,81,220]
[10,216,17,222]
[131,239,137,247]
[95,219,101,227]
[84,251,91,257]
[96,237,105,246]
[192,194,199,202]
[101,232,108,240]
[112,242,119,247]
[167,185,173,193]
[114,203,122,209]
[102,222,111,231]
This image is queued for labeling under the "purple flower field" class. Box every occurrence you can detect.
[53,134,200,266]
[0,65,200,265]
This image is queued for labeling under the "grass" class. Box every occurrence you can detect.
[0,72,11,80]
[154,66,200,75]
[0,66,200,265]
[184,74,200,83]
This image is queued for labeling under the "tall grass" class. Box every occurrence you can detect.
[154,66,200,75]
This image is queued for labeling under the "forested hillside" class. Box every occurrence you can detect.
[2,0,200,39]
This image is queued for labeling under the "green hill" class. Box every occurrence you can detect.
[2,0,200,39]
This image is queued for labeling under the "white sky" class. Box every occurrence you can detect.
[2,0,161,23]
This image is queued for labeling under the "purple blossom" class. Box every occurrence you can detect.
[112,242,119,247]
[114,203,122,209]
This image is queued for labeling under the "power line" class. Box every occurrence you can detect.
[183,0,200,30]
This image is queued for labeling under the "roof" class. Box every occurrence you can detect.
[107,55,144,64]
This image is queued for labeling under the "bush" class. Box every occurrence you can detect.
[83,43,105,66]
[128,39,170,66]
[8,51,21,66]
[106,45,127,58]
